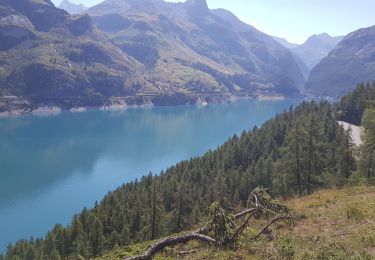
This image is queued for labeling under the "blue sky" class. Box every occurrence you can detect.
[51,0,375,44]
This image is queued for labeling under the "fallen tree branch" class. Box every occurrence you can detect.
[125,233,216,260]
[234,208,258,219]
[125,207,260,260]
[231,209,260,241]
[252,215,296,240]
[177,249,198,256]
[125,195,293,260]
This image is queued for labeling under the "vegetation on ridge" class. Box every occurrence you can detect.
[98,186,375,260]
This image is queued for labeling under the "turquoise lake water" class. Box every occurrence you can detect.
[0,99,302,252]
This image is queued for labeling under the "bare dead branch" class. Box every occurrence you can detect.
[125,195,278,260]
[234,208,257,219]
[177,249,198,256]
[252,215,296,240]
[124,233,216,260]
[231,209,260,241]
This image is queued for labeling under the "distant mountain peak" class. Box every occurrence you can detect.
[58,0,87,14]
[185,0,209,16]
[303,33,343,45]
[273,36,299,49]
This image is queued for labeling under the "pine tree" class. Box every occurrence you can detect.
[359,108,375,180]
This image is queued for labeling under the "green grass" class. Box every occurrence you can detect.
[97,186,375,260]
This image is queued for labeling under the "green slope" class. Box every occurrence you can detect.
[98,186,375,260]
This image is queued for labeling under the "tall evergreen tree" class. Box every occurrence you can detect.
[359,109,375,180]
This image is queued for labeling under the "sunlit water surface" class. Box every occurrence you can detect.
[0,99,302,252]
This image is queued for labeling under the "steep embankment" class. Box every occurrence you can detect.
[99,186,375,259]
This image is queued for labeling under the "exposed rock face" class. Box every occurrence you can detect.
[306,26,375,97]
[185,0,209,17]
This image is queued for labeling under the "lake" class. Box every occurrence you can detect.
[0,99,301,252]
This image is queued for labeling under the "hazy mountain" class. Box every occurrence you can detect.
[58,0,88,14]
[273,36,298,49]
[293,33,343,71]
[306,26,375,97]
[272,36,310,80]
[272,34,343,79]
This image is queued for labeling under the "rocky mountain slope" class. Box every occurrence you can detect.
[306,26,375,97]
[293,33,343,71]
[0,0,308,113]
[87,0,305,97]
[0,0,143,104]
[58,0,88,14]
[274,33,343,79]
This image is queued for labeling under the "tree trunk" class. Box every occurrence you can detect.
[307,116,314,194]
[367,149,374,179]
[151,180,156,240]
[295,140,301,195]
[177,186,183,232]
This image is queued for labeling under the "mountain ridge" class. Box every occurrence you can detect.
[306,25,375,96]
[292,33,343,71]
[273,33,343,79]
[87,0,305,90]
[0,0,308,114]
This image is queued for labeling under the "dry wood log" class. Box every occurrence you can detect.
[125,233,216,260]
[234,208,257,219]
[125,195,272,260]
[177,249,198,256]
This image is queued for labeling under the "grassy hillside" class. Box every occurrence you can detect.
[99,185,375,260]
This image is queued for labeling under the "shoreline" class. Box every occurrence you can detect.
[0,93,304,118]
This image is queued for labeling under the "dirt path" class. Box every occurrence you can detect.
[338,121,362,146]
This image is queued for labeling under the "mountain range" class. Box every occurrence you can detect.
[306,26,375,96]
[274,33,343,78]
[0,0,306,113]
[293,33,343,71]
[0,0,374,112]
[58,0,88,14]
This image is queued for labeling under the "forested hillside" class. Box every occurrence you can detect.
[2,83,375,260]
[337,82,375,125]
[99,186,375,260]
